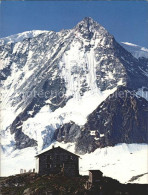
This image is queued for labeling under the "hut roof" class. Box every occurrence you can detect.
[35,146,80,158]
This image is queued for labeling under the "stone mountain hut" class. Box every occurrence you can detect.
[35,146,80,177]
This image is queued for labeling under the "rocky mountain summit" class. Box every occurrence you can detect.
[0,17,148,153]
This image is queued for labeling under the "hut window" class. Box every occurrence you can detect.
[47,164,52,168]
[47,155,52,162]
[56,155,59,161]
[64,155,67,160]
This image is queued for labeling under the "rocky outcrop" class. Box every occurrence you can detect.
[54,122,81,143]
[75,87,148,153]
[0,172,148,195]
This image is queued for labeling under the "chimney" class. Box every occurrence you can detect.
[52,145,54,149]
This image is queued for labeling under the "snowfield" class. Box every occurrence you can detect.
[121,42,148,59]
[1,143,148,184]
[0,30,49,45]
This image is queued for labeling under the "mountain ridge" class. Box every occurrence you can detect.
[0,17,148,154]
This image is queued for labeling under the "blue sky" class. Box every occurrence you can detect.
[0,1,148,47]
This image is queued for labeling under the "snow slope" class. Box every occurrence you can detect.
[121,42,148,59]
[11,88,117,151]
[0,30,49,45]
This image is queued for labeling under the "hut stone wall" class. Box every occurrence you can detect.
[37,147,79,177]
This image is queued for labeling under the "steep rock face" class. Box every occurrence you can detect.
[74,87,148,153]
[53,87,148,154]
[53,122,81,143]
[0,17,148,150]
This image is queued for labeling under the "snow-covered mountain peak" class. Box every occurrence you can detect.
[1,18,148,182]
[76,17,100,28]
[74,17,111,41]
[0,30,49,45]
